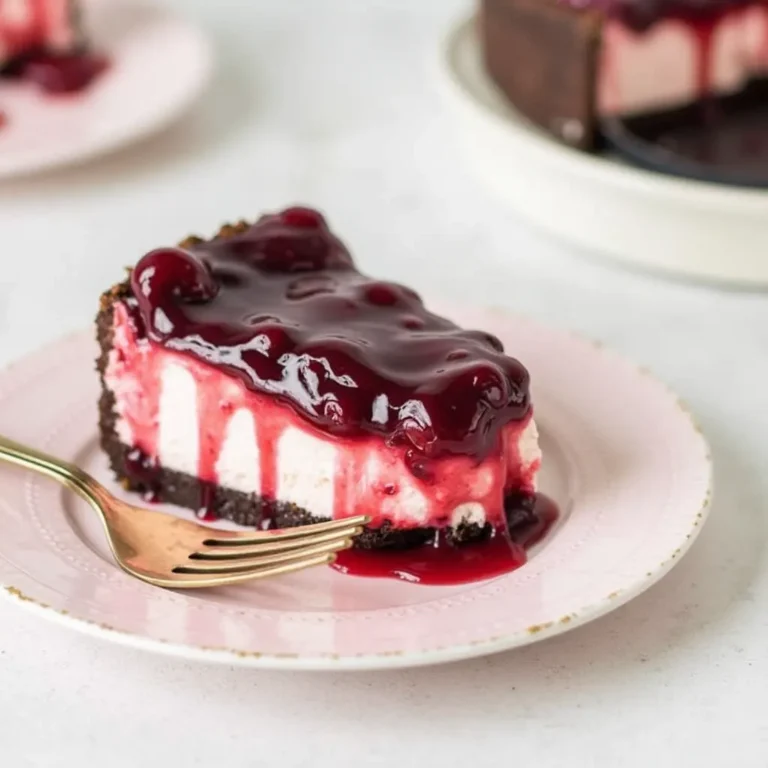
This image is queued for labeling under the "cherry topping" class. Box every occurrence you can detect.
[407,453,435,483]
[21,53,108,94]
[211,268,242,288]
[468,364,509,406]
[564,0,751,32]
[286,275,338,300]
[255,323,293,356]
[125,207,531,466]
[279,207,326,229]
[365,283,401,307]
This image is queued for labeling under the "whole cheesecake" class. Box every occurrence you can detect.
[96,207,541,550]
[481,0,768,150]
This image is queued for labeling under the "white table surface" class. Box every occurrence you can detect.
[1,0,766,765]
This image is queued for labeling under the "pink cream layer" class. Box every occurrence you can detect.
[104,302,541,530]
[598,5,768,116]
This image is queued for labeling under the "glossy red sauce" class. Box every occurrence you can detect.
[332,493,559,586]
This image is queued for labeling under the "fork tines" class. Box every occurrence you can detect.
[173,514,369,576]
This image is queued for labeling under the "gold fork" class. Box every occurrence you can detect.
[0,435,369,589]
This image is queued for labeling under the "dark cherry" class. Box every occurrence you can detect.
[365,283,401,307]
[279,206,326,228]
[131,248,218,339]
[126,207,531,468]
[20,53,108,94]
[132,248,218,303]
[239,213,353,274]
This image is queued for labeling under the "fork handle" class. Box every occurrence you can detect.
[0,433,104,507]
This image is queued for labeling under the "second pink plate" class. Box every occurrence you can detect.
[0,0,211,178]
[0,307,712,670]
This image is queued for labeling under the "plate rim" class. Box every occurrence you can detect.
[0,319,713,671]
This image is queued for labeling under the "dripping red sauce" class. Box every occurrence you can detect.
[760,5,768,64]
[125,447,278,526]
[603,2,742,104]
[598,1,768,182]
[688,13,720,101]
[120,443,557,586]
[578,0,753,33]
[332,493,560,586]
[0,52,107,130]
[0,2,107,97]
[3,51,107,94]
[123,448,160,504]
[18,52,107,94]
[195,485,218,521]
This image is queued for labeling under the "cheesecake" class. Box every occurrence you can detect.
[481,0,768,151]
[96,207,541,550]
[0,0,106,94]
[1,1,82,68]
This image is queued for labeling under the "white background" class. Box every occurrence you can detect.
[0,0,766,765]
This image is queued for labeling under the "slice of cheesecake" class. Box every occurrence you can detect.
[0,1,83,70]
[96,207,541,550]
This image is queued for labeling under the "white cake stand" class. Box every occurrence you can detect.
[435,16,768,287]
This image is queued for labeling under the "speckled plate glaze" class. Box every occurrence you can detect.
[0,0,211,178]
[0,307,712,670]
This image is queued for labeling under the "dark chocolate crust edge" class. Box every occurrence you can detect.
[95,274,492,551]
[481,0,604,151]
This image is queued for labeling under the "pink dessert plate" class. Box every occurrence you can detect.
[0,306,712,670]
[0,0,212,178]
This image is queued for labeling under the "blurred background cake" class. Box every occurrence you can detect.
[0,0,109,94]
[0,0,83,70]
[481,0,768,152]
